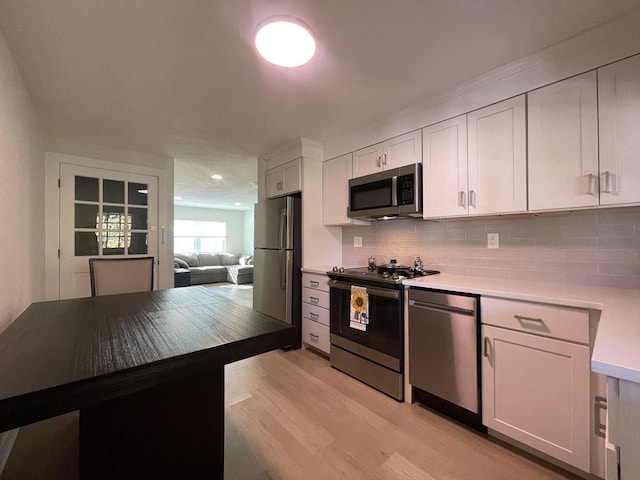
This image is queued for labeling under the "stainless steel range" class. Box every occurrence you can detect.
[327,259,439,400]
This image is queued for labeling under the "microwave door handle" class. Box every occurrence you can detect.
[391,176,398,206]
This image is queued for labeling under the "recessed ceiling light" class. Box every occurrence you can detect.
[255,17,316,68]
[211,174,223,180]
[234,202,241,206]
[174,196,183,200]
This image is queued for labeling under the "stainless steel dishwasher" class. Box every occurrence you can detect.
[408,288,484,431]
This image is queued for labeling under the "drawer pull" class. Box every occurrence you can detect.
[309,280,319,287]
[310,296,319,304]
[514,314,544,324]
[594,395,607,438]
[309,333,319,343]
[309,312,319,320]
[483,337,490,357]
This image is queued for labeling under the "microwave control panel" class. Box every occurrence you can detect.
[397,174,415,205]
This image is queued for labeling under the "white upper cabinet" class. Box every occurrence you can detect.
[322,153,368,226]
[422,115,468,218]
[353,130,421,177]
[422,96,526,219]
[598,54,640,206]
[266,158,302,198]
[528,72,599,211]
[468,95,527,215]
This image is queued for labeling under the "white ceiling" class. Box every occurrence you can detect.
[1,0,639,210]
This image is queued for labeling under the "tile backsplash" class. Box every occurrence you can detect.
[341,208,640,289]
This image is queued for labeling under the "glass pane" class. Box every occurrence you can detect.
[129,182,148,206]
[101,206,128,230]
[74,203,99,229]
[199,222,226,236]
[130,207,148,230]
[174,237,196,253]
[103,179,124,204]
[129,233,148,254]
[174,220,198,236]
[75,231,99,256]
[75,176,99,202]
[200,238,225,253]
[101,231,128,255]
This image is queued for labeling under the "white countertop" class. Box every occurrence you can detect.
[403,274,640,384]
[301,266,336,275]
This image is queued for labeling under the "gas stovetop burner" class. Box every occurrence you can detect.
[328,265,440,287]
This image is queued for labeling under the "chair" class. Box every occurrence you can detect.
[89,257,155,296]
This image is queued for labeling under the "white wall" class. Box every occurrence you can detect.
[0,25,45,473]
[0,29,45,330]
[243,209,254,256]
[174,205,250,255]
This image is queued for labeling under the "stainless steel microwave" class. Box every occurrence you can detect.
[347,163,422,220]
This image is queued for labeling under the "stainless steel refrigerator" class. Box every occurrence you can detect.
[253,195,301,348]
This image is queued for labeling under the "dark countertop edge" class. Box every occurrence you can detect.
[0,325,294,433]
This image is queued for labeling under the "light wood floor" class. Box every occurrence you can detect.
[223,348,580,480]
[2,309,582,479]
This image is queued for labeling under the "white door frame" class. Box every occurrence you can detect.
[45,151,174,300]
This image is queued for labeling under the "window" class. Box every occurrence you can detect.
[174,220,226,253]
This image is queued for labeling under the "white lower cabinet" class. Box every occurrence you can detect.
[301,272,330,355]
[481,297,592,473]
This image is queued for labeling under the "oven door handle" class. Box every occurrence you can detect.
[328,280,400,300]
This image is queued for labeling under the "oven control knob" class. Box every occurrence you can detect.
[339,266,345,273]
[332,266,338,272]
[382,271,389,278]
[392,272,399,280]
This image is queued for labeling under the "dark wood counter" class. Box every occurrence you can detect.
[0,286,295,478]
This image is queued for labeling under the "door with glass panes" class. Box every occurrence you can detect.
[59,164,159,299]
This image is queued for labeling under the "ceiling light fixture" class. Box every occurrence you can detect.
[255,17,316,67]
[211,174,223,180]
[174,196,183,200]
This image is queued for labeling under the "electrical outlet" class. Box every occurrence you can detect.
[354,236,363,248]
[487,233,499,249]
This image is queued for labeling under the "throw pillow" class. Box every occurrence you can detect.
[174,257,189,269]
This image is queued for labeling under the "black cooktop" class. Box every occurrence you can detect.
[327,266,440,286]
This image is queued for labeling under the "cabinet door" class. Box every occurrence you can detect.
[353,143,383,177]
[528,71,599,211]
[283,158,301,195]
[482,324,590,471]
[422,115,468,218]
[468,95,527,215]
[599,54,640,206]
[323,153,366,225]
[383,130,422,169]
[265,167,284,198]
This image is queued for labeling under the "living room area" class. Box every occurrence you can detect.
[173,203,255,308]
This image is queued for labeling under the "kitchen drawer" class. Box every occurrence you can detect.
[302,302,330,326]
[302,273,329,292]
[302,318,330,354]
[481,297,589,344]
[302,287,330,309]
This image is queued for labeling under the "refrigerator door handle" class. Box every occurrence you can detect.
[279,208,287,250]
[280,250,287,290]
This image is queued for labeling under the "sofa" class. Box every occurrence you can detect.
[174,253,254,285]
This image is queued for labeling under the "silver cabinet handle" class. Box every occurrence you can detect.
[483,337,490,357]
[514,314,544,323]
[309,333,319,342]
[377,155,382,168]
[309,296,319,304]
[460,191,466,208]
[594,395,607,438]
[309,280,319,288]
[587,173,598,196]
[277,181,284,191]
[382,153,387,166]
[469,190,477,208]
[602,171,615,194]
[309,312,319,320]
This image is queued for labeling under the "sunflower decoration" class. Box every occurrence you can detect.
[351,290,367,313]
